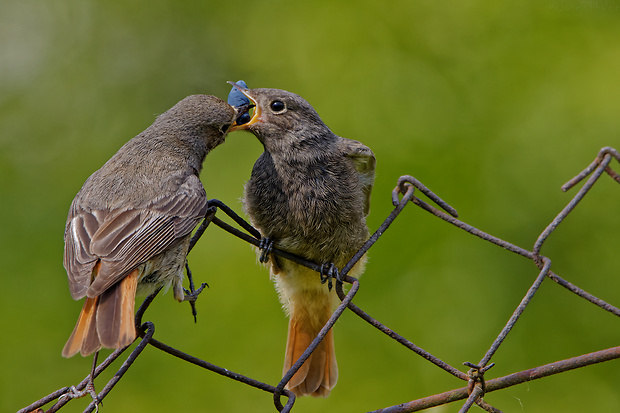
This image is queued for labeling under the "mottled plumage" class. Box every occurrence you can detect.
[231,86,375,397]
[63,95,235,357]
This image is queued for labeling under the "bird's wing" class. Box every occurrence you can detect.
[64,174,207,299]
[341,138,376,216]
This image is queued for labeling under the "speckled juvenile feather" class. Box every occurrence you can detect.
[239,87,376,397]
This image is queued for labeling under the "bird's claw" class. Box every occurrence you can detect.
[183,282,208,302]
[258,237,274,263]
[319,263,340,292]
[183,282,208,323]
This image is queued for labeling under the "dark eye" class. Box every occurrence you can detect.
[220,123,230,134]
[270,100,285,112]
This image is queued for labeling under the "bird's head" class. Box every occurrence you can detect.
[156,94,238,152]
[228,83,331,152]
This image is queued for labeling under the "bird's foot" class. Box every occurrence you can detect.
[183,282,208,323]
[319,263,340,292]
[184,261,208,323]
[183,282,208,302]
[258,237,274,263]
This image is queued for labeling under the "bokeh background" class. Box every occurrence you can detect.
[2,1,619,412]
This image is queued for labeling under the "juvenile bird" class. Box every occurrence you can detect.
[62,95,236,358]
[230,84,375,397]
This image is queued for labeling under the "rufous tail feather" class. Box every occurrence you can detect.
[62,268,139,357]
[283,311,338,397]
[97,269,139,349]
[62,296,100,357]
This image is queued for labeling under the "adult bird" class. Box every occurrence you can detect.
[62,95,238,358]
[230,84,375,397]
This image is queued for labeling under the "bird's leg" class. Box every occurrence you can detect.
[60,352,100,411]
[183,261,208,323]
[319,263,339,292]
[258,237,274,263]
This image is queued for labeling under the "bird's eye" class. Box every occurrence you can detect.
[220,124,230,134]
[270,100,285,113]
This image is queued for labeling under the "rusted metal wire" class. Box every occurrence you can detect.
[370,346,620,413]
[534,147,618,260]
[273,276,359,410]
[394,172,620,318]
[19,146,619,413]
[561,146,620,191]
[478,257,552,369]
[134,292,298,413]
[18,346,130,413]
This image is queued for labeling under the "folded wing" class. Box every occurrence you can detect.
[64,174,208,299]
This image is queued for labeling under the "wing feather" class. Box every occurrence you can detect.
[64,174,207,299]
[340,138,376,216]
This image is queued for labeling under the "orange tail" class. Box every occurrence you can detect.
[62,269,140,357]
[62,296,100,357]
[283,309,338,397]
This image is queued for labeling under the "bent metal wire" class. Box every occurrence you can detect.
[19,146,620,413]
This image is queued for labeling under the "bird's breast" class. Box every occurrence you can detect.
[245,154,367,263]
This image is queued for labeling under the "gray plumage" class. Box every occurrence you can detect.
[63,94,235,357]
[242,88,375,271]
[233,87,375,397]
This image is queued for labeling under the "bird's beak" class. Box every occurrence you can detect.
[228,81,260,131]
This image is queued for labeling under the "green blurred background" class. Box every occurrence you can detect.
[2,1,619,412]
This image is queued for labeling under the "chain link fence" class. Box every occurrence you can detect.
[19,146,620,413]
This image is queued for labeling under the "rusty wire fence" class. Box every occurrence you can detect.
[19,146,620,413]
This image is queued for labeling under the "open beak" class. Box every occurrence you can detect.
[228,81,260,131]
